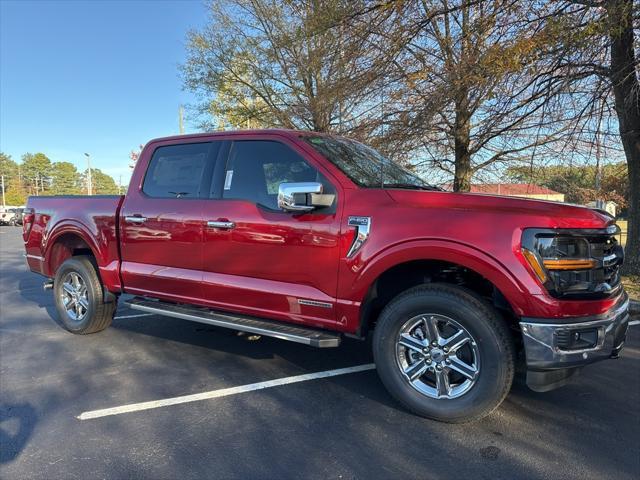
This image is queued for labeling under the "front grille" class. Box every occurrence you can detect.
[551,231,623,298]
[585,232,623,295]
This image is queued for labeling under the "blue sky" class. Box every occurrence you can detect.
[0,0,208,185]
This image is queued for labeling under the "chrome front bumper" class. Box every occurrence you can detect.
[519,294,630,391]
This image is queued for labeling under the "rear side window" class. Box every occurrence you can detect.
[143,143,213,198]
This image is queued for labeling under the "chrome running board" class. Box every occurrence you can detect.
[125,296,341,348]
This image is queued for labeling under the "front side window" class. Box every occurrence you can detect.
[223,140,332,210]
[143,143,212,198]
[303,135,437,190]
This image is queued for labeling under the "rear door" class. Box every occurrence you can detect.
[119,140,221,303]
[200,137,342,329]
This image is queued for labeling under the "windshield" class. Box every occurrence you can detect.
[303,136,437,190]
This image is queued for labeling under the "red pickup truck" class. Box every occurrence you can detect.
[23,130,629,422]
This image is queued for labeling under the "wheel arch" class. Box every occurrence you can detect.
[45,224,122,300]
[44,219,125,290]
[352,240,529,337]
[45,226,99,275]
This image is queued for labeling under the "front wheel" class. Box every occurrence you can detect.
[53,256,116,334]
[373,284,515,423]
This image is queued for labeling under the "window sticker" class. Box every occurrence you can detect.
[224,170,234,190]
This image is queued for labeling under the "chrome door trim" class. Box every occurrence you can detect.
[124,216,147,224]
[207,221,236,230]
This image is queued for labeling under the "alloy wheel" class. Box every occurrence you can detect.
[60,271,89,322]
[395,314,480,399]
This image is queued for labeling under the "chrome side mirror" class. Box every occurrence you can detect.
[277,182,334,212]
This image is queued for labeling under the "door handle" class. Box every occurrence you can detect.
[125,215,147,224]
[207,220,235,230]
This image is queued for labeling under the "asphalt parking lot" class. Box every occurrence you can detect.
[1,227,639,479]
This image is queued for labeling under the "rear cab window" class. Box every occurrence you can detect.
[143,142,219,199]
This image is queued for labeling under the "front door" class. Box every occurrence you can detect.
[120,140,220,303]
[201,138,342,329]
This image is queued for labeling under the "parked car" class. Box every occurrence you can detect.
[12,207,25,225]
[23,130,629,422]
[0,207,23,226]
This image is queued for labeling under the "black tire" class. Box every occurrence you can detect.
[53,256,116,334]
[373,283,515,423]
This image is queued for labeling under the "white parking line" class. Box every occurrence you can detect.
[114,313,154,320]
[630,320,639,326]
[78,363,376,420]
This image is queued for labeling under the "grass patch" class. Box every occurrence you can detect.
[622,275,639,302]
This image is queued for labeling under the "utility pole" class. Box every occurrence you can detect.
[179,105,185,134]
[1,175,5,208]
[118,175,122,195]
[84,153,92,195]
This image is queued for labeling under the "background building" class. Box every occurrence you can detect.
[466,183,565,202]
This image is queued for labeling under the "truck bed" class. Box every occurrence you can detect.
[24,195,125,291]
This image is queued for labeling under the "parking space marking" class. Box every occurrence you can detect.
[630,320,639,326]
[114,313,154,320]
[78,363,376,420]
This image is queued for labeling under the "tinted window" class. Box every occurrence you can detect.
[143,143,213,198]
[223,140,332,210]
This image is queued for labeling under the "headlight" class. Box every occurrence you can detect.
[521,227,623,299]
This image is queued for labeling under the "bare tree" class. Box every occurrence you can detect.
[607,0,639,274]
[182,0,389,137]
[357,1,583,190]
[532,0,639,274]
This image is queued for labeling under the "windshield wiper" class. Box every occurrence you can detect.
[382,182,442,191]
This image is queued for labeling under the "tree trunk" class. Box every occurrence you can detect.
[607,0,640,275]
[453,99,472,192]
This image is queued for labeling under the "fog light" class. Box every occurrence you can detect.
[556,328,598,350]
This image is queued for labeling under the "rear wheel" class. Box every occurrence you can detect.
[373,284,515,423]
[53,256,116,334]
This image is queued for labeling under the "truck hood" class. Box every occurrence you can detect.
[385,189,612,229]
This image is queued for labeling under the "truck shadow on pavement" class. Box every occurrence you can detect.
[17,277,64,329]
[113,311,372,362]
[0,403,37,464]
